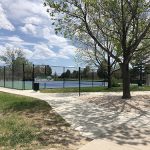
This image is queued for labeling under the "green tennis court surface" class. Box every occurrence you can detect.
[0,81,32,90]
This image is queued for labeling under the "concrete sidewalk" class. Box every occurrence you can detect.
[79,139,150,150]
[0,87,150,150]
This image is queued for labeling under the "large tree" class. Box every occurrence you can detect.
[44,0,150,98]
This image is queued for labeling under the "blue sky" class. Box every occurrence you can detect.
[0,0,77,67]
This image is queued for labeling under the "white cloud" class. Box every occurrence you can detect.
[7,36,24,43]
[30,43,76,60]
[0,45,6,55]
[42,27,55,38]
[0,0,49,20]
[41,27,77,59]
[0,4,15,31]
[23,16,42,25]
[20,24,76,59]
[0,36,23,43]
[23,48,33,59]
[58,45,76,56]
[0,0,77,65]
[3,43,14,49]
[31,43,56,59]
[43,28,69,47]
[20,24,37,35]
[0,36,38,47]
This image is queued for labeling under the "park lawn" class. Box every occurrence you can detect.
[40,85,150,93]
[0,92,88,150]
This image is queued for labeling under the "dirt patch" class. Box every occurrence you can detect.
[31,110,90,150]
[0,109,90,150]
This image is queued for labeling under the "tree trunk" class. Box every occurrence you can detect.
[121,62,131,99]
[107,54,112,88]
[107,73,112,88]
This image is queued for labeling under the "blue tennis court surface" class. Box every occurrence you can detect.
[38,81,107,89]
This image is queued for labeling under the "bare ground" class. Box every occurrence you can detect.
[0,108,90,150]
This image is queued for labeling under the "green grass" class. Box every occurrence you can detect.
[0,115,37,147]
[0,92,51,149]
[0,92,70,149]
[40,85,150,93]
[0,93,50,113]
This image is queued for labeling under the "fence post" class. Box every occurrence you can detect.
[12,64,14,88]
[44,65,46,89]
[139,64,143,86]
[22,64,25,90]
[32,64,35,89]
[79,67,81,96]
[63,67,65,88]
[4,66,5,87]
[92,69,94,87]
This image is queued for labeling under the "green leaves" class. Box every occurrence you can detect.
[44,0,150,64]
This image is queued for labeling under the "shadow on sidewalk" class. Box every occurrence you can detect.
[56,95,150,146]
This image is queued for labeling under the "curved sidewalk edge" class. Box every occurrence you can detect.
[79,139,150,150]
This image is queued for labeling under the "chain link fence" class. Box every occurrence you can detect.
[0,64,149,91]
[0,64,107,90]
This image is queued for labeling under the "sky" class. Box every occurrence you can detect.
[0,0,77,67]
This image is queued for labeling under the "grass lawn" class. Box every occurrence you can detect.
[0,92,89,150]
[40,85,150,93]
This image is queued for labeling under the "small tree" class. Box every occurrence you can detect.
[53,72,58,80]
[97,61,107,79]
[60,70,71,78]
[0,47,28,65]
[45,65,52,76]
[71,70,78,79]
[82,66,90,78]
[65,69,71,78]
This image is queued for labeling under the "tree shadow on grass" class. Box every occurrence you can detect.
[35,111,90,149]
[1,98,89,149]
[4,99,51,113]
[0,92,89,149]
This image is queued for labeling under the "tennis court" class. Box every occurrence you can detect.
[0,64,108,90]
[0,80,107,90]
